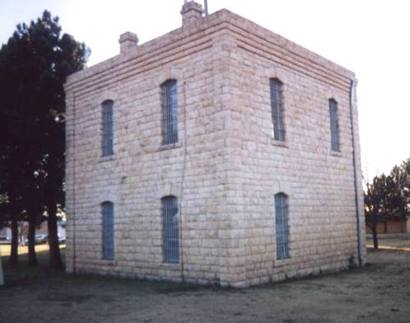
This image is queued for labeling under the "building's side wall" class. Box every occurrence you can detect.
[223,22,366,285]
[65,25,236,284]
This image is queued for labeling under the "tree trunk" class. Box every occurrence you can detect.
[0,249,4,286]
[9,217,19,266]
[371,214,379,249]
[371,225,379,249]
[27,218,37,266]
[47,202,63,271]
[383,221,387,233]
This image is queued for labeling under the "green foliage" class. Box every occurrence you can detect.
[364,159,410,226]
[0,10,89,267]
[2,247,65,287]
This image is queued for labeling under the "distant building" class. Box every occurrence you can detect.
[64,1,366,287]
[32,220,66,242]
[0,227,11,241]
[366,218,409,234]
[0,220,65,245]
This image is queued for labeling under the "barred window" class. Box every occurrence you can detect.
[275,193,289,260]
[270,78,286,141]
[101,100,114,156]
[101,201,114,260]
[161,80,178,145]
[329,99,340,151]
[162,196,179,263]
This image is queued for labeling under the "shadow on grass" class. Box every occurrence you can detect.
[5,248,394,295]
[2,247,66,288]
[0,249,378,296]
[63,272,215,295]
[367,246,410,253]
[1,247,210,295]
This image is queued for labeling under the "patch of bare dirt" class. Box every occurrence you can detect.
[1,235,409,323]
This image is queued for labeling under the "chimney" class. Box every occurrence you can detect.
[119,32,138,54]
[181,1,203,26]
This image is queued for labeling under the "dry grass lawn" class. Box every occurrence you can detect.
[0,235,409,323]
[0,243,52,256]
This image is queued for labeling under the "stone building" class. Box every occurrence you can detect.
[64,1,366,287]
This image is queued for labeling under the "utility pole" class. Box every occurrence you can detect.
[204,0,208,15]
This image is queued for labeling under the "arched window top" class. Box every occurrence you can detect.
[161,79,177,87]
[162,79,177,87]
[270,77,283,86]
[101,201,114,207]
[161,195,178,214]
[160,80,177,98]
[275,192,288,207]
[161,195,177,202]
[329,98,338,106]
[102,99,114,108]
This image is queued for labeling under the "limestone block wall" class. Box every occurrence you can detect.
[65,6,366,287]
[65,16,239,285]
[220,12,366,286]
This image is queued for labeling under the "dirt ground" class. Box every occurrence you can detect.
[366,233,410,250]
[1,235,409,323]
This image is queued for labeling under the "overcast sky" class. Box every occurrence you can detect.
[1,0,409,179]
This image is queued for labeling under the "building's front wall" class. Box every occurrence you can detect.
[65,16,239,285]
[65,8,366,287]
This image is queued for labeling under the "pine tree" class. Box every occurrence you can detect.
[0,11,89,270]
